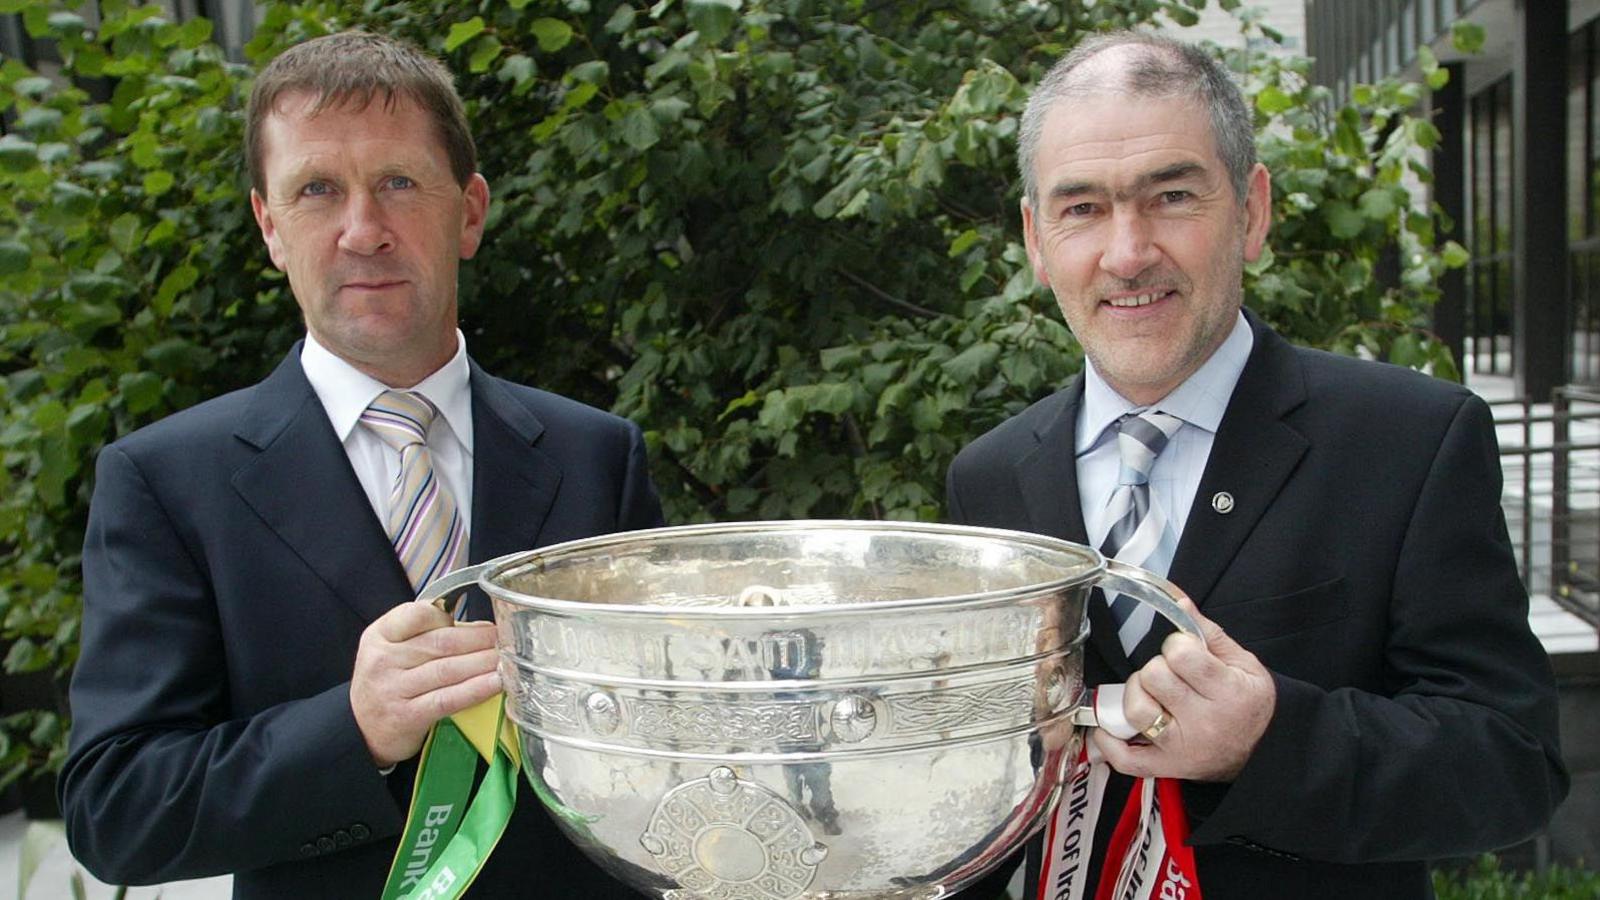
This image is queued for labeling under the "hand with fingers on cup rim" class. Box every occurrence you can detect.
[1091,597,1276,782]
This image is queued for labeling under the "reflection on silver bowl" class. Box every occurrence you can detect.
[423,520,1190,900]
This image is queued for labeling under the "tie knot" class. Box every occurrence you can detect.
[360,390,439,451]
[1114,408,1183,486]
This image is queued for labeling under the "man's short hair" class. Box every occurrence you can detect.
[244,31,477,193]
[1018,31,1255,206]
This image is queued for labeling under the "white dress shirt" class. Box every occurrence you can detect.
[299,331,475,528]
[1077,312,1254,553]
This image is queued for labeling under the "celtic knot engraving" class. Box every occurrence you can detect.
[630,698,819,744]
[516,679,580,730]
[643,767,826,900]
[887,676,1035,735]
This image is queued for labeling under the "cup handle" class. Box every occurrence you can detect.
[1068,559,1207,737]
[416,562,494,617]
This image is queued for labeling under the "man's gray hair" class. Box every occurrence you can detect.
[1017,31,1255,205]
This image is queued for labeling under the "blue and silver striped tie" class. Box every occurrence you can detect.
[1100,408,1184,654]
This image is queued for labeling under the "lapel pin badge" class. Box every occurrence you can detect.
[1211,491,1235,514]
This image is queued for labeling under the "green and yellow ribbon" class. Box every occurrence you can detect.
[381,696,520,900]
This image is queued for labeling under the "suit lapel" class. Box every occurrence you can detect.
[466,362,561,566]
[1016,378,1090,546]
[230,347,413,625]
[1167,315,1309,611]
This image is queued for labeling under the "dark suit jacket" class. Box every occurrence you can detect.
[946,314,1567,899]
[59,346,663,899]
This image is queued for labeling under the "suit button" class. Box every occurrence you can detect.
[317,835,336,853]
[334,830,352,847]
[300,843,317,857]
[351,823,371,840]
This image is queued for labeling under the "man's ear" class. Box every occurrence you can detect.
[1021,198,1051,290]
[1242,163,1272,262]
[458,174,490,260]
[250,189,288,272]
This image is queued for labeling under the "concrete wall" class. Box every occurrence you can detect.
[1550,653,1600,867]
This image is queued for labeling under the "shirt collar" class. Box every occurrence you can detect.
[1076,310,1254,454]
[299,330,474,453]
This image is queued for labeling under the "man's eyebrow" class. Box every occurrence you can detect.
[1139,162,1205,191]
[1047,179,1099,201]
[1045,161,1208,203]
[266,165,324,198]
[273,158,333,184]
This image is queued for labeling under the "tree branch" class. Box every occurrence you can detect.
[838,268,940,319]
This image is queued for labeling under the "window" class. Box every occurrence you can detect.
[1467,77,1515,376]
[1570,18,1600,384]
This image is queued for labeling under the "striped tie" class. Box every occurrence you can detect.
[360,391,466,594]
[1100,408,1184,655]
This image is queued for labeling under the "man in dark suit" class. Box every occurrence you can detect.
[947,32,1567,899]
[58,32,660,898]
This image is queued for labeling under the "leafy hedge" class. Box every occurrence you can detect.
[0,0,1466,789]
[1433,855,1600,900]
[0,0,299,789]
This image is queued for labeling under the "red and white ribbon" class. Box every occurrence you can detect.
[1038,689,1202,900]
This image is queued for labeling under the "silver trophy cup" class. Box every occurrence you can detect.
[421,520,1199,900]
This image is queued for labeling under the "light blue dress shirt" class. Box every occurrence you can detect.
[1077,312,1255,557]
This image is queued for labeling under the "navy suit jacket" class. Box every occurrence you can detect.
[947,313,1567,899]
[60,346,662,898]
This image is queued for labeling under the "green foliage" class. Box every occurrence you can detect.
[0,0,1468,784]
[250,0,1463,528]
[0,706,63,794]
[1433,855,1600,900]
[1236,44,1462,378]
[0,0,300,782]
[252,0,1160,525]
[1453,20,1487,55]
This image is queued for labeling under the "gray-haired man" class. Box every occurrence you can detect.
[950,31,1565,899]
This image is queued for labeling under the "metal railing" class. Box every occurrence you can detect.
[1493,387,1600,628]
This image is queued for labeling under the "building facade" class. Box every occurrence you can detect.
[1308,0,1600,874]
[1308,0,1600,399]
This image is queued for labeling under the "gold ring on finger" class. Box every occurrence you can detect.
[1140,709,1171,742]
